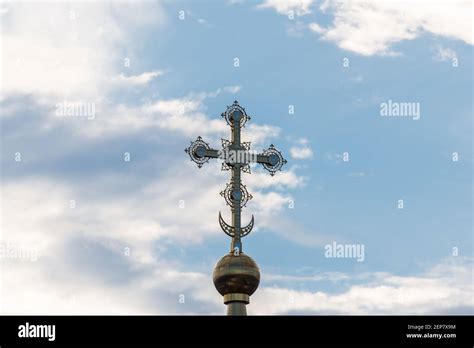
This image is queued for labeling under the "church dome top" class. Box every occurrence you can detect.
[213,252,260,297]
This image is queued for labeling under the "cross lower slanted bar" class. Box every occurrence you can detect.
[185,101,286,254]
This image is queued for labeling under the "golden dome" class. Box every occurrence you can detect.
[213,252,260,297]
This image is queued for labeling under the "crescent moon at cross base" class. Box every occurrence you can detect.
[219,211,234,237]
[240,214,254,237]
[218,212,254,238]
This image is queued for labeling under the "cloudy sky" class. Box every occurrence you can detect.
[0,0,472,315]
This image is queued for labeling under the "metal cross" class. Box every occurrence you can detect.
[185,101,287,254]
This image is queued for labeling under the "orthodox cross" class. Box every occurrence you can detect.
[185,101,287,254]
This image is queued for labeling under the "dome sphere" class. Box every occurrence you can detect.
[213,252,260,297]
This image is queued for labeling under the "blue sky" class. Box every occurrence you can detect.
[0,0,472,314]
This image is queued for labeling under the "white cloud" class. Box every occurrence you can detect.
[306,0,473,56]
[1,1,304,316]
[290,138,313,159]
[251,191,291,216]
[265,272,350,283]
[81,86,279,145]
[0,254,221,314]
[266,217,335,248]
[433,45,457,61]
[0,1,277,147]
[17,84,257,143]
[140,97,227,137]
[290,146,313,159]
[115,70,165,86]
[0,162,303,313]
[222,85,241,94]
[308,22,324,33]
[258,0,314,16]
[1,177,470,314]
[251,258,473,314]
[246,169,306,190]
[0,2,165,98]
[4,254,470,314]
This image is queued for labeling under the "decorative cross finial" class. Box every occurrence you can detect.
[185,101,287,254]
